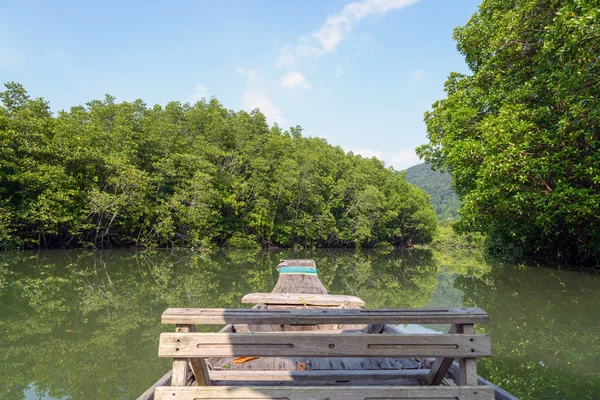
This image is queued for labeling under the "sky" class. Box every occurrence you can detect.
[0,0,481,170]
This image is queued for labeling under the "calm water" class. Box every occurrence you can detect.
[0,249,598,400]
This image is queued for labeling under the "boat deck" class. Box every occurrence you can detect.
[139,259,514,400]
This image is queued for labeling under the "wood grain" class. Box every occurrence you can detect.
[171,324,191,386]
[242,293,365,307]
[159,333,492,358]
[425,324,459,385]
[459,324,478,386]
[162,307,489,325]
[209,369,429,381]
[154,385,495,400]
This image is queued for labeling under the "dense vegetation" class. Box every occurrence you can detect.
[404,163,461,219]
[417,0,600,268]
[0,82,436,250]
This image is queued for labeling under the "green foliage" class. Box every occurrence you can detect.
[404,163,461,219]
[428,220,485,250]
[417,0,600,268]
[0,83,437,250]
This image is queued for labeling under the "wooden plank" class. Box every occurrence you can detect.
[234,329,368,334]
[171,359,188,386]
[209,369,429,381]
[425,324,459,385]
[190,358,211,386]
[459,324,478,386]
[189,325,212,386]
[162,307,489,325]
[159,333,492,358]
[242,293,365,307]
[171,325,191,386]
[154,385,495,400]
[278,259,316,268]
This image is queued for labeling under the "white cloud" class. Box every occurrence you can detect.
[280,71,311,90]
[192,84,207,101]
[346,147,420,170]
[242,90,286,125]
[334,66,344,79]
[236,67,259,82]
[390,148,420,169]
[276,0,420,67]
[0,46,26,70]
[409,69,425,81]
[237,66,285,125]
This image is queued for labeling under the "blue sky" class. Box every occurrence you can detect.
[0,0,480,170]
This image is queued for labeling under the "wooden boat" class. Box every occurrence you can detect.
[139,259,517,400]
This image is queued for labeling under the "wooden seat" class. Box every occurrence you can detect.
[155,308,494,400]
[242,292,366,307]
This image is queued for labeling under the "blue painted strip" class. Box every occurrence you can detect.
[278,266,318,275]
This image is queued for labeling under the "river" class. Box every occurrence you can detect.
[0,249,598,400]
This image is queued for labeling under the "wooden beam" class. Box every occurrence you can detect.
[209,369,429,381]
[278,259,316,268]
[154,386,495,400]
[162,307,489,325]
[242,293,365,307]
[188,325,211,386]
[424,324,459,385]
[171,325,191,386]
[459,324,478,386]
[159,333,492,358]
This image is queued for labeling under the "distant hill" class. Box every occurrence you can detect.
[404,163,461,219]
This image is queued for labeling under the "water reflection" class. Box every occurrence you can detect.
[0,249,598,400]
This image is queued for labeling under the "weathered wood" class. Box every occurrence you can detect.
[159,333,492,358]
[278,259,316,268]
[459,324,478,386]
[425,324,459,385]
[210,354,419,372]
[232,328,367,334]
[154,385,495,400]
[188,325,212,386]
[242,293,365,307]
[162,307,489,325]
[171,359,188,386]
[209,369,429,381]
[171,325,191,386]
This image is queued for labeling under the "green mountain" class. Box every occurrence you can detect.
[404,163,460,219]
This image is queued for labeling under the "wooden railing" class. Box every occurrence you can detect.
[154,307,494,400]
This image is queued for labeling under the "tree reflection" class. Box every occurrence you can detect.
[455,262,600,399]
[0,248,489,400]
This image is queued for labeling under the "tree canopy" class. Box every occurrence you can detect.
[0,83,436,250]
[417,0,600,267]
